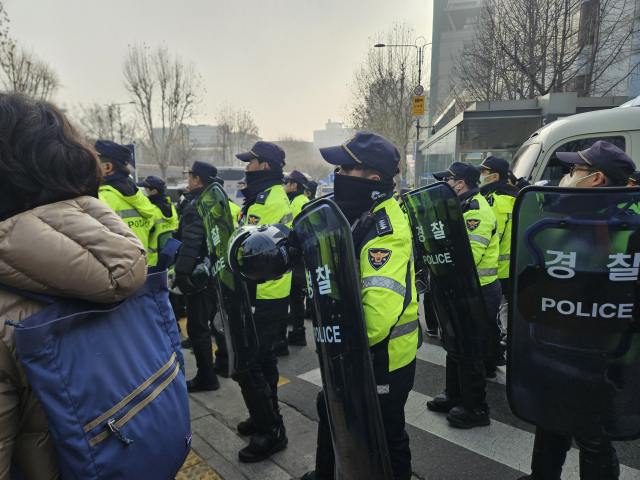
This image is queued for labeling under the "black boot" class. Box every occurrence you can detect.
[428,354,461,412]
[446,359,490,428]
[287,327,307,346]
[526,427,572,480]
[238,386,288,463]
[237,417,256,436]
[186,373,220,393]
[274,320,290,356]
[576,437,620,480]
[394,468,413,480]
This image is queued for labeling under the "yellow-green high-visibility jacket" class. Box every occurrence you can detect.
[229,201,241,227]
[241,184,293,300]
[290,193,310,219]
[485,192,516,280]
[99,185,155,250]
[462,192,500,286]
[148,200,179,266]
[359,198,419,373]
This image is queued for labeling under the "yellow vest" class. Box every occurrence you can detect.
[99,185,155,250]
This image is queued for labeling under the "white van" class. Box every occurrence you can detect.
[511,104,640,186]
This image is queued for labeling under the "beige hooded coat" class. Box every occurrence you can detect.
[0,196,147,480]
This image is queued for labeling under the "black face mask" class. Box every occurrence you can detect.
[241,169,284,213]
[333,174,395,225]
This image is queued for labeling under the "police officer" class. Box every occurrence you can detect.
[136,175,179,266]
[304,180,318,200]
[519,141,635,480]
[97,140,155,250]
[296,132,418,480]
[233,141,292,463]
[627,170,640,186]
[274,169,311,355]
[174,160,221,392]
[426,162,501,428]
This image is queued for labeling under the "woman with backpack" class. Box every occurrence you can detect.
[0,93,148,479]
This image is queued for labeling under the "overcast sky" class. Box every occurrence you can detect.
[6,0,432,141]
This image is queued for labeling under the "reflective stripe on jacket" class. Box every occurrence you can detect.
[485,192,516,280]
[360,198,419,373]
[245,184,293,300]
[98,185,156,250]
[148,200,179,266]
[463,192,500,286]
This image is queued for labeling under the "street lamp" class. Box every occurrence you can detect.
[375,37,431,140]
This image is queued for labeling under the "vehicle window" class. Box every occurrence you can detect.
[217,169,246,181]
[510,143,542,180]
[540,136,626,186]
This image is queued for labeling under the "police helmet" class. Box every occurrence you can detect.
[227,224,298,284]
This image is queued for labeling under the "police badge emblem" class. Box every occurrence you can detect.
[466,219,481,231]
[368,249,392,270]
[248,214,261,225]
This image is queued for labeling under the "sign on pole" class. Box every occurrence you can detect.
[412,96,425,116]
[414,85,425,96]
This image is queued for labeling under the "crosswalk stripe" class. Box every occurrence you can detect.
[296,366,639,479]
[417,342,507,385]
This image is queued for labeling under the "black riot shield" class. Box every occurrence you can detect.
[293,199,392,480]
[403,183,498,360]
[197,184,258,376]
[508,186,640,440]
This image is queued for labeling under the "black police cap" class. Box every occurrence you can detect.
[95,140,131,165]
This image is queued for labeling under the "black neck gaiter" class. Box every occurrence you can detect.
[287,190,304,202]
[241,169,284,214]
[148,192,173,217]
[333,174,395,225]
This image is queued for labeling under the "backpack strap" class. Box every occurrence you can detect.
[156,238,181,271]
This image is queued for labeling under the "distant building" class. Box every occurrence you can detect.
[188,125,219,147]
[313,120,356,150]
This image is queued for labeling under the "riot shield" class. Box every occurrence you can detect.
[403,183,498,360]
[508,186,640,440]
[293,199,392,480]
[197,184,258,376]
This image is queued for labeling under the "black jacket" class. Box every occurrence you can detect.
[174,186,208,275]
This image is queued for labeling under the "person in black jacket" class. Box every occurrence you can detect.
[174,160,221,392]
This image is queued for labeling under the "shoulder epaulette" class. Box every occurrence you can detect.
[468,199,480,210]
[256,190,271,205]
[486,195,495,206]
[375,212,393,236]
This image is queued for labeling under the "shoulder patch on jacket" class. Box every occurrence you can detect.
[466,219,481,231]
[375,213,393,236]
[248,214,261,225]
[368,248,392,270]
[256,191,271,205]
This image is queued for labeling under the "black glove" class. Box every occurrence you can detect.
[175,273,198,295]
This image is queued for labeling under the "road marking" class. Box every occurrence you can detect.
[417,342,506,385]
[176,451,222,479]
[278,376,291,386]
[297,366,638,480]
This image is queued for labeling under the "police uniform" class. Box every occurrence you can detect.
[426,162,502,429]
[174,161,222,393]
[276,170,311,354]
[517,141,636,480]
[136,175,180,266]
[234,142,292,463]
[477,157,519,294]
[96,141,155,250]
[296,132,418,480]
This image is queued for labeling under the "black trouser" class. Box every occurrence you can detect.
[289,268,307,332]
[314,359,416,479]
[481,279,503,373]
[530,427,619,480]
[236,298,289,407]
[212,326,229,369]
[444,354,487,411]
[185,286,216,380]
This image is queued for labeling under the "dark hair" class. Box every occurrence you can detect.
[0,93,102,210]
[339,164,393,181]
[100,156,131,176]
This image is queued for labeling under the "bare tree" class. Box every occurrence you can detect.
[75,102,138,145]
[123,43,204,179]
[213,103,260,166]
[452,0,640,101]
[173,124,199,172]
[343,23,421,187]
[1,42,60,100]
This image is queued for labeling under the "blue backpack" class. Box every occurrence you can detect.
[3,239,191,480]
